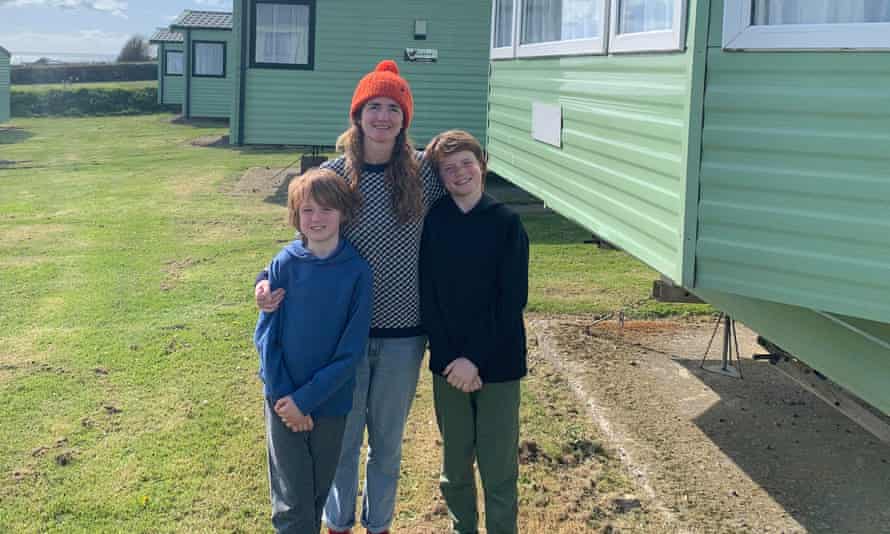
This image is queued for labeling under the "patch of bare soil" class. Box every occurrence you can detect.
[396,348,672,533]
[189,135,229,147]
[228,167,299,203]
[529,314,890,534]
[160,256,205,291]
[514,351,677,533]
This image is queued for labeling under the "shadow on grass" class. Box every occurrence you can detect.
[169,116,229,128]
[0,127,34,145]
[522,211,596,245]
[189,133,335,158]
[263,170,297,207]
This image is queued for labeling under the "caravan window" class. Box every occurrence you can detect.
[609,0,687,52]
[252,0,315,69]
[491,0,517,59]
[723,0,890,50]
[753,0,890,25]
[516,0,608,57]
[165,50,183,76]
[193,42,226,77]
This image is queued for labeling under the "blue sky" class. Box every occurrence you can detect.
[0,0,233,57]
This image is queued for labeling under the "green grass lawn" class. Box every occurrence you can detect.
[12,80,157,93]
[0,115,709,531]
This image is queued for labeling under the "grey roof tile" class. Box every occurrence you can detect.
[149,29,184,43]
[170,10,233,30]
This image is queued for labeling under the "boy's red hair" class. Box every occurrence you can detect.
[427,129,487,177]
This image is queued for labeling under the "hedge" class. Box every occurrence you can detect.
[12,62,157,85]
[11,87,177,117]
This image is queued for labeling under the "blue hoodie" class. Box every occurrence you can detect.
[254,238,372,417]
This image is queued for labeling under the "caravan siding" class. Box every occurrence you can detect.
[488,53,694,283]
[238,0,490,146]
[696,288,890,417]
[0,48,9,123]
[188,29,233,118]
[161,43,185,105]
[695,1,890,324]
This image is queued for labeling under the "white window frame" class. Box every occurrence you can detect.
[723,0,890,51]
[515,0,610,58]
[491,0,519,59]
[192,41,226,77]
[609,0,687,53]
[164,50,184,76]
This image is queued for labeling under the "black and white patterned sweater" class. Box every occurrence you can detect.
[319,153,446,338]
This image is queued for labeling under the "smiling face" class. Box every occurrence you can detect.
[359,96,404,145]
[439,150,484,201]
[298,195,343,250]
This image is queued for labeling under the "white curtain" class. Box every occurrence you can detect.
[194,43,224,76]
[753,0,890,25]
[256,4,310,64]
[494,0,514,47]
[563,0,601,38]
[619,0,674,34]
[165,51,183,75]
[521,0,602,44]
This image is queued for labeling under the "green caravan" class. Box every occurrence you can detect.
[170,10,235,119]
[0,46,10,123]
[149,29,184,108]
[228,0,492,147]
[486,0,890,416]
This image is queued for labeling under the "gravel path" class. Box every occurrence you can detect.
[529,315,890,534]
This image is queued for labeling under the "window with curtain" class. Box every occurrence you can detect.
[752,0,890,25]
[193,42,225,77]
[255,2,311,66]
[723,0,890,49]
[165,50,183,76]
[617,0,675,34]
[521,0,603,44]
[610,0,686,52]
[493,0,514,48]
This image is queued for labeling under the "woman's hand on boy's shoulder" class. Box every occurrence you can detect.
[255,280,285,312]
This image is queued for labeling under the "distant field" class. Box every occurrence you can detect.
[12,80,157,93]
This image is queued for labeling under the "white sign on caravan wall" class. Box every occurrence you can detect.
[405,48,438,62]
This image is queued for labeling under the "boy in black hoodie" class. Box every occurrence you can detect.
[420,130,529,534]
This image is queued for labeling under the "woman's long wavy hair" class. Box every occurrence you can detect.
[335,115,424,224]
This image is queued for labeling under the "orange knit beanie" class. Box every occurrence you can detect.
[350,60,414,129]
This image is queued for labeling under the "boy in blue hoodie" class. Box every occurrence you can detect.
[421,130,529,534]
[254,168,372,534]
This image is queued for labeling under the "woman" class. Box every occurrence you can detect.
[255,60,445,534]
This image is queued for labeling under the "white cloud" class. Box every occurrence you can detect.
[194,0,231,8]
[0,0,128,18]
[2,29,131,55]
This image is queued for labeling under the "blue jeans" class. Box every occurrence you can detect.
[323,336,426,533]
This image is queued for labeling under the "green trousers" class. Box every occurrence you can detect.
[433,374,520,534]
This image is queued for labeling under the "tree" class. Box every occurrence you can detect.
[117,35,150,63]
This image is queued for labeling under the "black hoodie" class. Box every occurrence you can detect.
[420,193,529,383]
